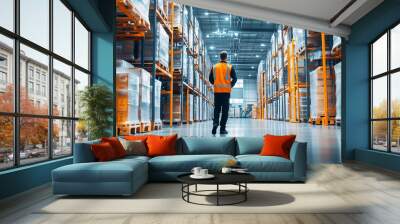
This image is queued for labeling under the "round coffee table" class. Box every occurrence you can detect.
[177,173,255,206]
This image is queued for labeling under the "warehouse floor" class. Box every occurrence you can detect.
[151,119,341,164]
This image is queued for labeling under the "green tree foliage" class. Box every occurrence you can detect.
[372,99,400,143]
[79,84,113,140]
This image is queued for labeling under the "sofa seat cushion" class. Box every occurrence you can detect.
[149,155,235,172]
[53,159,147,183]
[236,155,293,172]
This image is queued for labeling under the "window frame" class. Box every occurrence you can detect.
[0,0,92,171]
[370,20,400,154]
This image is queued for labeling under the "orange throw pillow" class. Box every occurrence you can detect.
[260,134,296,159]
[91,142,117,162]
[101,137,126,158]
[146,134,178,157]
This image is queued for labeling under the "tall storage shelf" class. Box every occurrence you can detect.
[262,26,342,126]
[115,0,175,134]
[166,4,214,125]
[116,1,213,132]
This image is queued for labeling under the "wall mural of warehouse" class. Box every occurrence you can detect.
[256,28,342,126]
[114,0,342,138]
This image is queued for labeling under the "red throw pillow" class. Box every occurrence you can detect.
[260,134,296,159]
[91,142,117,162]
[101,137,126,158]
[146,134,178,157]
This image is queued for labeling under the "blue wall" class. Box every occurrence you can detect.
[0,0,115,200]
[0,158,72,199]
[344,0,400,170]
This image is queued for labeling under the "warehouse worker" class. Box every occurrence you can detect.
[209,51,237,135]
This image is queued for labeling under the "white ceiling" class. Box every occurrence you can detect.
[177,0,384,37]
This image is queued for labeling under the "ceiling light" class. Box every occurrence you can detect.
[248,74,252,77]
[224,16,229,21]
[214,55,218,58]
[209,46,215,50]
[260,43,266,47]
[256,55,260,58]
[234,53,237,57]
[204,12,209,16]
[251,66,255,69]
[206,34,210,38]
[234,32,238,37]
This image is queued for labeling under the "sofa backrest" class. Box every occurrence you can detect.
[235,137,263,155]
[73,139,100,163]
[177,137,236,155]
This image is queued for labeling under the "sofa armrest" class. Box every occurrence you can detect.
[73,140,100,163]
[289,142,307,181]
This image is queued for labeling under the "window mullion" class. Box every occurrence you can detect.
[388,29,391,152]
[71,10,76,154]
[14,0,21,167]
[49,0,54,160]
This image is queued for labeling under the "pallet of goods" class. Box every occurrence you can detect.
[309,66,336,124]
[116,60,141,135]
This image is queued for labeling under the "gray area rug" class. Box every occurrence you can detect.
[38,183,362,214]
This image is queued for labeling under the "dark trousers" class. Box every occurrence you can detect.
[213,93,230,129]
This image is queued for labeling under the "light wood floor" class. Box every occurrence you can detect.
[1,162,400,224]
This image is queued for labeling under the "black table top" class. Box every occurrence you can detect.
[177,172,255,185]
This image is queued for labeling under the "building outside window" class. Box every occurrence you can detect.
[0,71,6,85]
[0,0,91,170]
[36,83,40,95]
[28,81,34,94]
[370,23,400,154]
[29,66,34,80]
[42,85,46,97]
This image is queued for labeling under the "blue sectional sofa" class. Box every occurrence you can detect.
[52,137,307,196]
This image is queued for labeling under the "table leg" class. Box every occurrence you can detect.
[195,184,198,192]
[217,184,219,206]
[245,183,247,201]
[187,184,190,202]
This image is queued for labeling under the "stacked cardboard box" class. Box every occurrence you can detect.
[162,94,182,122]
[309,66,336,119]
[142,23,170,70]
[139,68,152,122]
[334,62,341,121]
[116,61,140,129]
[155,79,162,122]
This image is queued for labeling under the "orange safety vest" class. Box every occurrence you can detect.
[213,62,232,93]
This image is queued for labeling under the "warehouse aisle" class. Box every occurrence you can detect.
[151,119,341,164]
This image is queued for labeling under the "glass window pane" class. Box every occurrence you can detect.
[372,76,387,119]
[53,0,72,60]
[20,117,49,165]
[53,119,72,158]
[75,18,89,70]
[391,120,400,153]
[391,24,400,70]
[372,121,388,151]
[53,59,72,117]
[0,116,14,170]
[75,120,88,143]
[20,44,49,115]
[74,69,89,118]
[0,35,14,112]
[20,0,49,49]
[372,33,387,76]
[391,72,400,118]
[0,0,14,31]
